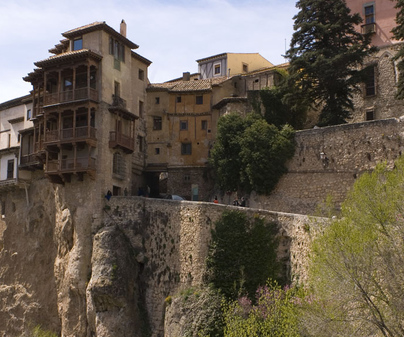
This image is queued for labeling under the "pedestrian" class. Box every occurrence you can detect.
[240,197,246,207]
[214,196,219,203]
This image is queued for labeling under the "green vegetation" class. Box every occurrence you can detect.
[302,157,404,336]
[285,0,376,126]
[223,280,302,337]
[205,211,282,301]
[210,113,295,194]
[26,325,58,337]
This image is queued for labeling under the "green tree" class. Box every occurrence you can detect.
[392,0,404,99]
[205,211,281,301]
[240,121,295,194]
[210,113,295,194]
[209,113,248,192]
[286,0,376,126]
[257,71,308,130]
[303,157,404,336]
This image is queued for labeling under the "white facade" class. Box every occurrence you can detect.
[0,96,33,182]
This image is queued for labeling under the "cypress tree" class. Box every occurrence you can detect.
[286,0,376,126]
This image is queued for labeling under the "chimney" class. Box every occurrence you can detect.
[120,19,127,37]
[183,72,190,81]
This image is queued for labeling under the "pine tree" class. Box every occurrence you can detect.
[392,0,404,99]
[286,0,376,126]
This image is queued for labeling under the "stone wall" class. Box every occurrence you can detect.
[103,196,313,336]
[249,117,404,214]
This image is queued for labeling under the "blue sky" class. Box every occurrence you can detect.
[0,0,298,103]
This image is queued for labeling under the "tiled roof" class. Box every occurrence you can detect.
[62,21,138,49]
[148,76,229,93]
[242,62,289,76]
[34,49,103,67]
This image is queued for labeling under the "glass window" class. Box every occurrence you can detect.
[365,65,376,96]
[214,64,221,75]
[177,96,182,103]
[180,120,188,130]
[153,117,162,130]
[196,95,203,105]
[201,120,208,130]
[73,38,83,51]
[365,4,375,24]
[27,109,32,120]
[181,143,192,155]
[139,69,144,80]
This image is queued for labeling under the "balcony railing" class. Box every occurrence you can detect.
[109,131,135,153]
[20,154,41,166]
[112,95,127,109]
[44,87,98,105]
[45,126,96,143]
[361,22,376,35]
[46,157,96,173]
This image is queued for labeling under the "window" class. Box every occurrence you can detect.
[7,160,14,179]
[1,200,5,218]
[139,100,144,117]
[201,120,208,130]
[184,174,190,181]
[177,96,182,103]
[243,63,248,73]
[155,148,160,155]
[196,95,203,105]
[139,69,144,80]
[153,117,162,130]
[181,143,192,155]
[155,97,160,104]
[365,65,376,96]
[113,152,125,177]
[138,136,144,152]
[364,4,375,24]
[109,36,125,65]
[214,64,221,75]
[114,81,120,97]
[73,38,83,51]
[180,120,188,130]
[27,109,32,120]
[366,110,375,121]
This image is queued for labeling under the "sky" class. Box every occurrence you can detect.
[0,0,298,104]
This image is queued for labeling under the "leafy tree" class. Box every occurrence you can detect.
[223,280,303,337]
[286,0,376,126]
[256,70,308,130]
[210,113,295,194]
[205,211,281,301]
[302,157,404,336]
[210,113,248,192]
[240,121,295,194]
[392,0,404,99]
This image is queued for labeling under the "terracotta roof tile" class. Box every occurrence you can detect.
[34,49,103,67]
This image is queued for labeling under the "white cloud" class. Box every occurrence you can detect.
[0,0,297,102]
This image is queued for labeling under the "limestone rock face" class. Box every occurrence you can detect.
[0,179,60,336]
[86,225,141,337]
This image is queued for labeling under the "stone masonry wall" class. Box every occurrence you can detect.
[103,196,313,336]
[249,117,404,214]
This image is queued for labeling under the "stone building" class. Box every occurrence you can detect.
[346,0,404,122]
[21,21,151,195]
[0,95,33,194]
[197,52,273,79]
[146,73,236,200]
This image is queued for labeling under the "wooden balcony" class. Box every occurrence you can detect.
[109,131,134,153]
[46,157,96,174]
[44,87,98,106]
[19,153,43,169]
[44,126,97,146]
